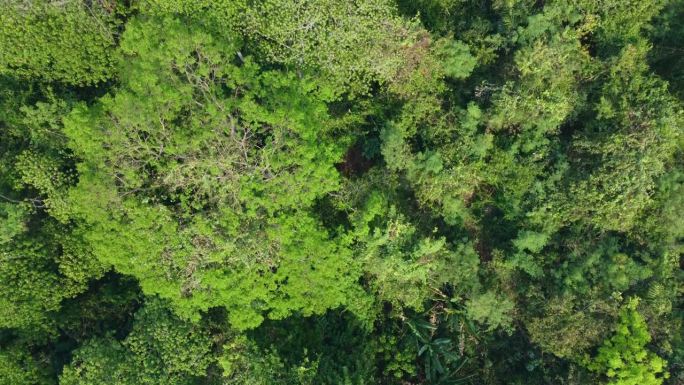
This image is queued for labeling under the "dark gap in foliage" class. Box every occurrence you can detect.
[336,142,375,178]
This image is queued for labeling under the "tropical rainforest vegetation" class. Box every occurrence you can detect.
[0,0,682,384]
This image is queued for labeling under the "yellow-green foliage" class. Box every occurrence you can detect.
[64,16,364,330]
[0,0,119,84]
[585,298,669,385]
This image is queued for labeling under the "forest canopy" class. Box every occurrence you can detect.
[0,0,682,384]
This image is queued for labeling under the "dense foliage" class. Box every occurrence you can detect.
[0,1,682,384]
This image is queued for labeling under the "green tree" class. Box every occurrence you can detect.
[59,299,214,385]
[585,298,669,385]
[63,16,365,330]
[0,0,120,85]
